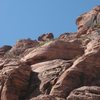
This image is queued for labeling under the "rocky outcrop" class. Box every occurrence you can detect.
[29,59,73,97]
[59,33,77,41]
[76,6,100,37]
[67,86,100,100]
[5,39,39,58]
[50,37,100,98]
[30,95,65,100]
[50,53,100,98]
[0,62,31,100]
[38,33,54,41]
[0,6,100,100]
[0,45,12,58]
[21,39,84,65]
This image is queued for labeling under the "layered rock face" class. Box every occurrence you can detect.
[0,6,100,100]
[67,86,100,100]
[76,6,100,37]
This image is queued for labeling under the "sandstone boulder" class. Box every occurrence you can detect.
[0,62,31,100]
[21,40,84,65]
[67,86,100,100]
[6,39,38,57]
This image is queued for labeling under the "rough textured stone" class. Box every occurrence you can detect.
[59,33,77,41]
[50,37,100,98]
[85,37,100,55]
[28,59,73,98]
[21,40,84,65]
[30,95,65,100]
[38,33,54,41]
[50,46,100,98]
[0,45,12,58]
[67,86,100,100]
[0,62,31,100]
[6,39,38,57]
[0,6,99,100]
[76,6,100,37]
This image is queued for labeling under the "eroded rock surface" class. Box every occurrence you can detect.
[21,40,84,65]
[50,54,100,98]
[30,95,65,100]
[67,86,100,100]
[0,62,31,100]
[76,6,100,37]
[29,59,73,97]
[5,39,39,58]
[0,6,100,100]
[38,33,54,41]
[0,45,12,58]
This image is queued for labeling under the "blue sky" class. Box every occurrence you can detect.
[0,0,100,46]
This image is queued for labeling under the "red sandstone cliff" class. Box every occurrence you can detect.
[0,6,100,100]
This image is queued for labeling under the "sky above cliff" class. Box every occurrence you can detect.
[0,0,100,46]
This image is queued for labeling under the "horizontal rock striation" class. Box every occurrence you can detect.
[0,6,100,100]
